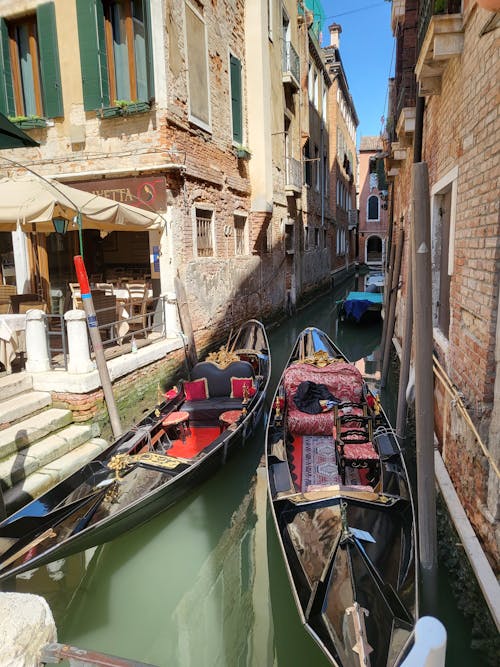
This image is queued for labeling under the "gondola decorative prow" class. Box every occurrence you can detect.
[345,602,373,667]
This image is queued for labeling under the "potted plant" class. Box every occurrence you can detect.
[96,100,151,119]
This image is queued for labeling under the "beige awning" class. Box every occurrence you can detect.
[0,175,163,232]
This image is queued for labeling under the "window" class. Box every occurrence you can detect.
[308,63,314,102]
[263,220,272,253]
[314,228,320,248]
[230,54,242,143]
[76,0,154,111]
[185,1,210,128]
[431,167,457,340]
[234,214,247,256]
[195,208,214,257]
[303,140,312,186]
[314,145,319,191]
[367,195,380,221]
[0,3,63,118]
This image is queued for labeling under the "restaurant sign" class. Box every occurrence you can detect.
[67,176,167,212]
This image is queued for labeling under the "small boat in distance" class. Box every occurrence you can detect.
[265,326,417,667]
[339,291,383,324]
[0,320,270,582]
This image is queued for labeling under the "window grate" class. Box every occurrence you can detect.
[196,209,213,257]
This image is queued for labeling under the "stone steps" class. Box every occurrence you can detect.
[0,372,110,516]
[0,391,52,426]
[3,437,109,515]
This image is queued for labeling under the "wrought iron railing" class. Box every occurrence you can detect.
[418,0,462,53]
[282,40,300,83]
[285,156,302,190]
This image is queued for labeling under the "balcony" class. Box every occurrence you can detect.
[416,1,463,96]
[282,41,300,91]
[396,106,416,147]
[391,0,405,34]
[285,157,302,195]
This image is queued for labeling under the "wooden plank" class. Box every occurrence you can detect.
[174,276,197,370]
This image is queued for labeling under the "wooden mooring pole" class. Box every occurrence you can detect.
[381,229,404,387]
[412,162,438,611]
[396,229,413,439]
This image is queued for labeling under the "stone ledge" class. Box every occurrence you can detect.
[30,338,184,394]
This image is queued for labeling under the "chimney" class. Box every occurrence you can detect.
[329,23,342,49]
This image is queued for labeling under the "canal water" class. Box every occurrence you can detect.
[6,279,486,666]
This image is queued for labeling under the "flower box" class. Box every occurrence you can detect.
[97,101,151,119]
[11,117,47,130]
[235,147,251,159]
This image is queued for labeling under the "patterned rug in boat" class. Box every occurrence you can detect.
[301,436,341,492]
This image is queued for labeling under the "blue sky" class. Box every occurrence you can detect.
[319,1,395,142]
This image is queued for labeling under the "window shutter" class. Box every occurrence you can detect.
[76,0,109,110]
[0,19,15,116]
[230,54,242,143]
[143,0,155,101]
[36,3,63,118]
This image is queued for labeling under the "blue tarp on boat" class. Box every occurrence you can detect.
[342,292,383,323]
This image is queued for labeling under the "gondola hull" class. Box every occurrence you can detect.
[0,320,270,582]
[265,327,417,667]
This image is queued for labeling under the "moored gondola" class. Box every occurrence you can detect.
[265,326,417,667]
[0,319,270,582]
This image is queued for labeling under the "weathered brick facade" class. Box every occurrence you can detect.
[388,2,500,568]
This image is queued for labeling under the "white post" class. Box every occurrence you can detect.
[25,310,51,373]
[65,309,95,374]
[11,228,30,293]
[401,617,447,667]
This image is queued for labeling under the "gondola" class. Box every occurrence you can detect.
[0,319,270,582]
[265,327,417,667]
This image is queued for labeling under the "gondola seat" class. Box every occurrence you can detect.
[284,362,364,435]
[182,359,256,425]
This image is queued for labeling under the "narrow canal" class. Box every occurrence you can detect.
[8,280,485,666]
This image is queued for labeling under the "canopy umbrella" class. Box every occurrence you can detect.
[0,175,163,233]
[0,113,39,149]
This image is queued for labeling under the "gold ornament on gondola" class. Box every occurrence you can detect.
[205,345,240,369]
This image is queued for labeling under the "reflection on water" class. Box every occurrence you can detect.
[1,282,480,666]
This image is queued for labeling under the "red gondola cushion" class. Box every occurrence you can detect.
[184,378,209,401]
[342,442,379,461]
[230,377,256,399]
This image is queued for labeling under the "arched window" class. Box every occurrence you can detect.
[367,195,379,221]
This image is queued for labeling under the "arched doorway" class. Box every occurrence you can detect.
[366,235,382,265]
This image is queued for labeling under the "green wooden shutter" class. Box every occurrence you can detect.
[230,54,242,143]
[0,19,15,117]
[76,0,109,110]
[36,3,63,118]
[143,0,155,101]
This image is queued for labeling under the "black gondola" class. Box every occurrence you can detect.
[0,319,270,581]
[265,326,417,667]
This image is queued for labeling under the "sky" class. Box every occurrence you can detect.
[319,1,395,143]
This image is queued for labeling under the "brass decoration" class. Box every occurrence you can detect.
[294,350,341,368]
[106,451,188,479]
[242,383,250,405]
[205,345,240,369]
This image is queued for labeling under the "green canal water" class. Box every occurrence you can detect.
[6,282,490,666]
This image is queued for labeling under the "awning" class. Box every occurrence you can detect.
[0,113,39,150]
[0,175,163,232]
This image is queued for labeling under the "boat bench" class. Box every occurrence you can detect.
[182,359,255,426]
[283,362,365,436]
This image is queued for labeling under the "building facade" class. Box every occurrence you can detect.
[386,0,499,568]
[358,136,389,269]
[323,23,358,280]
